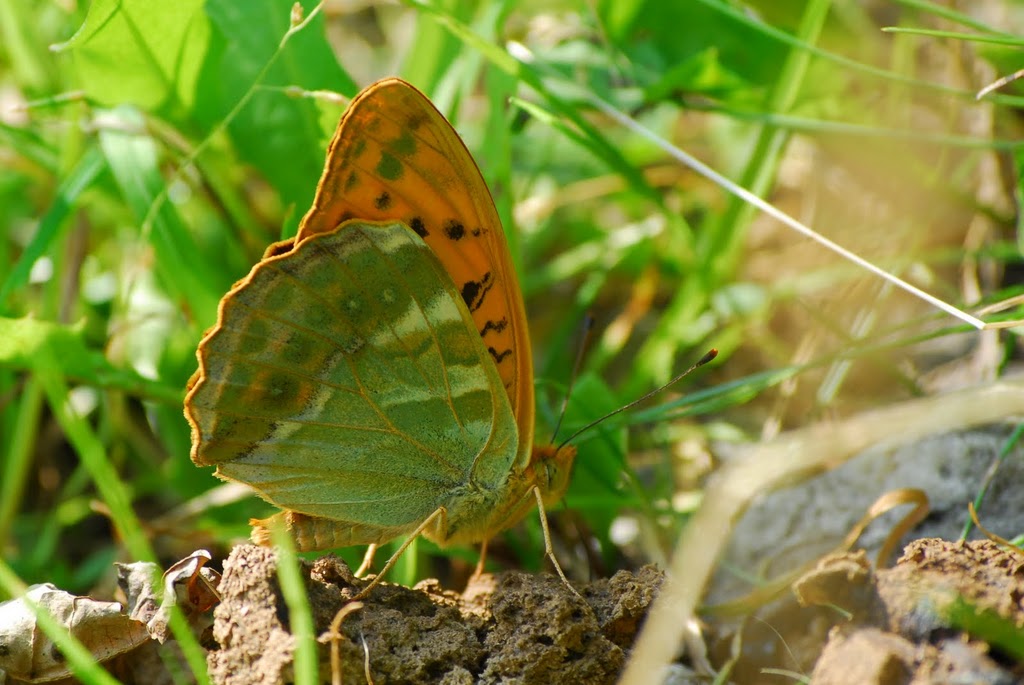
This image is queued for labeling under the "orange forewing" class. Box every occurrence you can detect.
[297,78,534,452]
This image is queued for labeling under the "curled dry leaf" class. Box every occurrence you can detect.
[0,583,149,683]
[117,562,162,626]
[116,549,221,643]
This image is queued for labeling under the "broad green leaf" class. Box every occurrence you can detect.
[60,0,210,114]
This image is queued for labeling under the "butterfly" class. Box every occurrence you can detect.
[184,78,578,594]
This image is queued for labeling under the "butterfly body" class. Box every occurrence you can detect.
[257,439,574,552]
[185,79,577,563]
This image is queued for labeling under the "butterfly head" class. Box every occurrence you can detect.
[529,444,578,507]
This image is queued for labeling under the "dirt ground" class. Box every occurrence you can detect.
[21,536,1014,685]
[197,539,1024,684]
[205,544,658,684]
[5,533,1024,685]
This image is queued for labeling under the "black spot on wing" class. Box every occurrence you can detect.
[489,347,512,364]
[444,220,465,241]
[461,271,493,312]
[480,318,508,336]
[375,191,392,210]
[409,217,428,238]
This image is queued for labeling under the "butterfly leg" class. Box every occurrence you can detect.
[470,538,490,580]
[354,544,378,578]
[532,486,583,601]
[352,506,447,600]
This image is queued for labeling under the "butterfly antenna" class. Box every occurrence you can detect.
[556,348,718,450]
[549,314,596,445]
